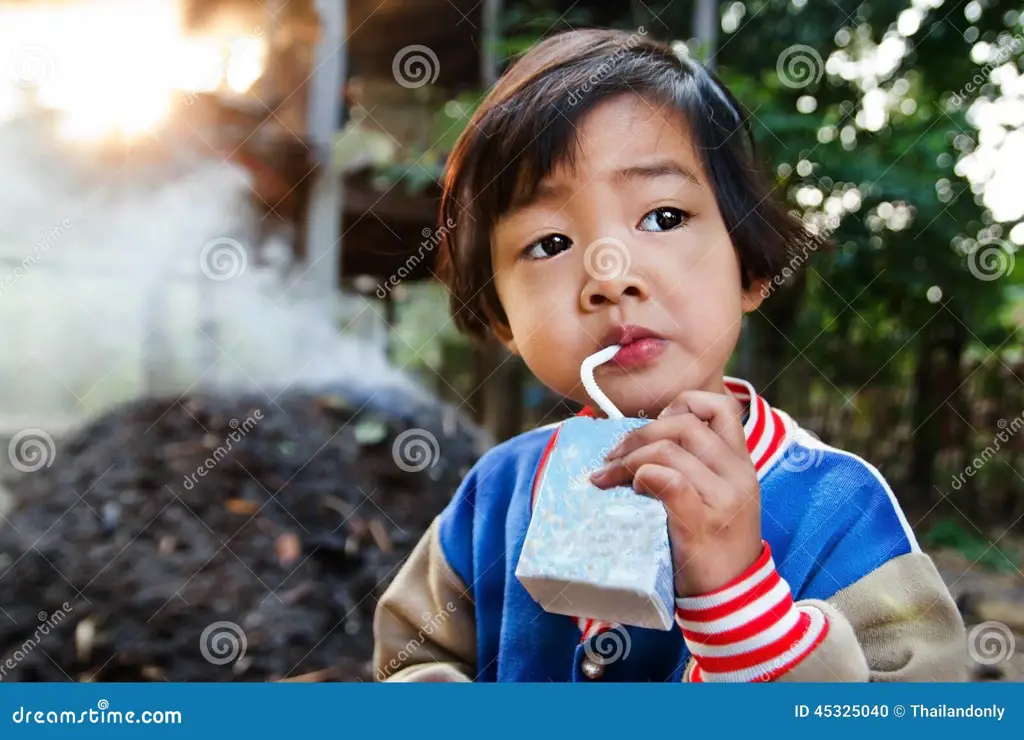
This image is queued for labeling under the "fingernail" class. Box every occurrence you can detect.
[590,462,616,480]
[606,441,624,459]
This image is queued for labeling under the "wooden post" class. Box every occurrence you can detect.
[302,0,346,297]
[258,0,284,103]
[693,0,719,70]
[481,0,502,85]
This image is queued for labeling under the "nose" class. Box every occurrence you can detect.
[579,239,650,311]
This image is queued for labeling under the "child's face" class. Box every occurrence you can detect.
[489,93,767,418]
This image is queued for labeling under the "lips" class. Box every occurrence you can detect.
[600,324,668,369]
[601,324,664,348]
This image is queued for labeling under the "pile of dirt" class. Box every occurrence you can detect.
[0,387,488,682]
[934,550,1024,683]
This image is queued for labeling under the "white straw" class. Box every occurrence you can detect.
[580,345,623,419]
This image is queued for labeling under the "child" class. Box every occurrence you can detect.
[372,28,966,682]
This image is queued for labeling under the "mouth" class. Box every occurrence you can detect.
[600,325,668,369]
[601,324,664,348]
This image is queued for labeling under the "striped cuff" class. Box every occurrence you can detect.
[675,541,829,683]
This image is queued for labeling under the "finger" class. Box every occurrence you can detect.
[660,390,748,454]
[605,413,736,477]
[592,438,723,502]
[630,463,704,526]
[630,462,683,498]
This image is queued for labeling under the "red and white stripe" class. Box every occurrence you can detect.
[675,541,829,682]
[577,617,615,640]
[723,377,788,478]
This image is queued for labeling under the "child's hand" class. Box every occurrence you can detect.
[589,391,763,597]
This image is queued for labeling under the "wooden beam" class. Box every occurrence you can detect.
[302,0,347,296]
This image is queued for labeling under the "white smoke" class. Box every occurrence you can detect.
[0,108,427,426]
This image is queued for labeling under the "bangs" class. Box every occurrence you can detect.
[470,63,748,229]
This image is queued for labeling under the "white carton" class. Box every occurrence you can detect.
[515,416,675,631]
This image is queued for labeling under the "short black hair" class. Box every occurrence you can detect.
[437,28,824,341]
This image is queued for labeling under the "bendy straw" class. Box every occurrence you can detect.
[580,345,623,419]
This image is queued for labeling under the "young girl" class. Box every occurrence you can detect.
[372,28,965,682]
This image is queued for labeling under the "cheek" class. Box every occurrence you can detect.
[508,290,578,356]
[501,265,578,330]
[657,238,745,336]
[499,270,583,386]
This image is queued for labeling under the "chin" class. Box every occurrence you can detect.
[600,391,667,420]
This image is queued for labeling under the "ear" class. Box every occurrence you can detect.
[481,298,519,355]
[490,319,519,355]
[742,277,771,313]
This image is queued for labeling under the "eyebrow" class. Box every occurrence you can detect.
[611,160,701,188]
[503,159,701,221]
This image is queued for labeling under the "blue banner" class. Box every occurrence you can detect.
[0,684,1018,738]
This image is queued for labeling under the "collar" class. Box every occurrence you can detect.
[723,376,791,477]
[532,378,792,641]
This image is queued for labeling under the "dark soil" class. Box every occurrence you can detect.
[0,387,488,682]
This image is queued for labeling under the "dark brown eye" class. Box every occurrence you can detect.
[638,207,688,232]
[523,234,572,260]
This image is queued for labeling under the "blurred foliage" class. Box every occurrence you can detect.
[494,0,595,59]
[431,91,487,154]
[920,519,1020,573]
[368,91,485,196]
[391,282,469,378]
[700,0,1023,388]
[699,0,1024,510]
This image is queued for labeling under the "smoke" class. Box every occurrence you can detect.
[0,108,426,424]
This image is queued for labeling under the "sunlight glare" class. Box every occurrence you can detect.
[0,0,267,141]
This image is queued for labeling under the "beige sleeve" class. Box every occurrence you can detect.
[372,517,478,682]
[683,551,967,682]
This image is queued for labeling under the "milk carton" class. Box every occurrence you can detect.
[515,414,676,631]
